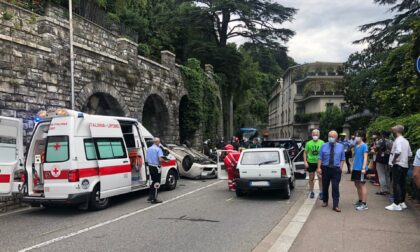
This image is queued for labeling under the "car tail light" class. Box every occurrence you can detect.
[281,168,287,177]
[20,171,26,183]
[68,170,79,182]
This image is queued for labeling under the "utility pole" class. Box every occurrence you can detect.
[69,0,75,110]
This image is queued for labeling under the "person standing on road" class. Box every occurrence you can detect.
[339,133,353,174]
[304,129,324,199]
[374,131,392,195]
[385,125,412,211]
[413,149,420,188]
[146,137,166,204]
[223,144,241,190]
[351,131,369,211]
[317,131,345,212]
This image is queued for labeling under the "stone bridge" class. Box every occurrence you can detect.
[0,1,223,145]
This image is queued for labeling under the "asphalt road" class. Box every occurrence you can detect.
[0,178,307,252]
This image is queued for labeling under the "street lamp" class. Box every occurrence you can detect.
[69,0,75,110]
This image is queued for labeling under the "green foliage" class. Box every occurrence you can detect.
[2,10,14,20]
[319,106,345,139]
[294,113,322,124]
[367,114,420,149]
[137,43,151,57]
[180,58,221,141]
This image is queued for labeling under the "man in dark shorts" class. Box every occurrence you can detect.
[351,131,369,211]
[304,129,325,199]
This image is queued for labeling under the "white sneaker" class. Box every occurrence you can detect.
[399,202,407,209]
[385,203,402,211]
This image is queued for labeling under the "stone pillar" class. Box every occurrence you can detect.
[161,50,176,70]
[117,38,138,66]
[205,64,214,76]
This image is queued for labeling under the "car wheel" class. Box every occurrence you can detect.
[165,170,177,190]
[290,177,295,190]
[182,155,194,172]
[282,182,291,199]
[236,189,245,197]
[89,185,109,211]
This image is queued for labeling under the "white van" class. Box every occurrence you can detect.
[0,109,179,210]
[235,148,296,198]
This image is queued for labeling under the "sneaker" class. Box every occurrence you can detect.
[399,202,407,209]
[354,201,363,207]
[356,204,368,211]
[309,192,315,199]
[319,192,323,200]
[385,203,402,211]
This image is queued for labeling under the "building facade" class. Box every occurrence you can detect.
[268,62,345,140]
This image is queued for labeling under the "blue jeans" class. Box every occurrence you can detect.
[322,166,342,208]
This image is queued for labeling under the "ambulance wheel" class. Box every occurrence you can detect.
[89,185,109,210]
[165,170,177,190]
[236,189,245,197]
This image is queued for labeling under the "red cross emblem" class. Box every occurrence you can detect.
[51,166,61,178]
[54,143,60,151]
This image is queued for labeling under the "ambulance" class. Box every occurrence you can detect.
[0,109,179,210]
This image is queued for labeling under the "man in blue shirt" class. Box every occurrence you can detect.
[146,137,165,204]
[351,131,369,211]
[317,131,345,212]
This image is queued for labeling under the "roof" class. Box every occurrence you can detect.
[282,61,343,79]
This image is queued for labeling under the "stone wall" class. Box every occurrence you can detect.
[0,1,223,208]
[0,1,222,145]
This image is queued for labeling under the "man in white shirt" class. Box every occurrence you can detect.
[385,125,412,211]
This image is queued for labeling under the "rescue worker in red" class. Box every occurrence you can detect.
[223,144,241,190]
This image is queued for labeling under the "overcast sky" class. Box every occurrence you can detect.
[280,0,393,63]
[230,0,393,64]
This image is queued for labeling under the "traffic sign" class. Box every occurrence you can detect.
[417,56,420,73]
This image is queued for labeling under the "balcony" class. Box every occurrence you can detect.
[294,80,344,102]
[294,113,322,124]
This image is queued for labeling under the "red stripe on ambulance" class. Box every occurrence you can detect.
[43,165,131,180]
[0,174,11,183]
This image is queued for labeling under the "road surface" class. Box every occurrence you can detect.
[0,178,307,252]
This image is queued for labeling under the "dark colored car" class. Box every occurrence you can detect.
[261,139,300,159]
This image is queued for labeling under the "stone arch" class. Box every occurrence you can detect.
[82,93,125,116]
[142,94,170,142]
[76,83,130,116]
[178,95,190,144]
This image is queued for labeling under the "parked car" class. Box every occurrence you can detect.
[166,144,217,179]
[261,139,300,159]
[234,148,296,198]
[292,149,307,179]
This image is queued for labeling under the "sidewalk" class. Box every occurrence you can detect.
[289,172,420,252]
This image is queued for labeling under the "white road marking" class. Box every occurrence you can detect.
[0,207,32,218]
[268,183,318,252]
[18,180,223,252]
[226,197,234,202]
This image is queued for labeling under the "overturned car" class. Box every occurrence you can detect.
[166,144,217,179]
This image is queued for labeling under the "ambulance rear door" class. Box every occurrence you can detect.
[89,118,131,198]
[0,116,23,196]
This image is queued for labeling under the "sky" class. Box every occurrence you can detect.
[231,0,393,64]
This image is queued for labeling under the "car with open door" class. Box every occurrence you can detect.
[234,148,296,198]
[261,138,300,159]
[293,149,307,179]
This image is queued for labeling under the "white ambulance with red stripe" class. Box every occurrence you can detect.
[0,109,179,210]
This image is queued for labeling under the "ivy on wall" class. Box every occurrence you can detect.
[180,58,220,143]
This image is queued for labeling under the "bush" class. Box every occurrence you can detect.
[367,113,420,149]
[137,43,151,57]
[2,10,14,20]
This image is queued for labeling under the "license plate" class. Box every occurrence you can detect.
[250,181,270,187]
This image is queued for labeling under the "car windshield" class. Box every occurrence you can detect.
[241,151,280,165]
[262,141,293,149]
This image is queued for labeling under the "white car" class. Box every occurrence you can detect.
[235,148,296,198]
[166,144,217,179]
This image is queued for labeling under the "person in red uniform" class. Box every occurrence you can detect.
[223,144,241,190]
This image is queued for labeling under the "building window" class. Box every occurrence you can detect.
[340,103,347,111]
[326,103,334,109]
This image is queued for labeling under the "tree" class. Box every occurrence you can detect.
[189,0,297,48]
[319,106,345,140]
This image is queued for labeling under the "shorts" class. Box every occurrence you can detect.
[307,163,318,173]
[351,170,366,183]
